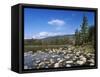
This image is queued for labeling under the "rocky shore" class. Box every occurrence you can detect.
[24,46,95,69]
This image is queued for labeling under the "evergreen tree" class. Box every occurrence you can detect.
[75,15,89,45]
[88,25,95,45]
[75,29,80,45]
[80,15,89,44]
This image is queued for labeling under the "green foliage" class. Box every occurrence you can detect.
[75,29,80,45]
[75,15,95,46]
[88,25,95,46]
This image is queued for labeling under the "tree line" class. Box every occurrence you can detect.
[75,15,95,46]
[24,36,74,45]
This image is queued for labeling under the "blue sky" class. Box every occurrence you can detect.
[24,8,95,39]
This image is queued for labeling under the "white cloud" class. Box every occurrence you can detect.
[39,32,49,36]
[48,19,65,26]
[32,32,66,39]
[33,32,49,39]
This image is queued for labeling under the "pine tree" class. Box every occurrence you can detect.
[75,29,80,45]
[75,15,89,45]
[80,15,89,44]
[88,25,95,45]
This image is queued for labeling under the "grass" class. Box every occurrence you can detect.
[75,45,95,53]
[24,44,95,53]
[24,45,68,52]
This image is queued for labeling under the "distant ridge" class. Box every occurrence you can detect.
[25,34,75,40]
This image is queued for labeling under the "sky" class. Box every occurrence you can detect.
[24,8,95,39]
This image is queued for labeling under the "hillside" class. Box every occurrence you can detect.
[24,34,75,45]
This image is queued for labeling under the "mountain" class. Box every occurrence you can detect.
[24,34,75,45]
[41,34,74,40]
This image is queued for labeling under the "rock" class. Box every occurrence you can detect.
[74,56,78,59]
[45,66,49,68]
[54,63,59,68]
[50,59,55,64]
[49,50,53,53]
[62,50,67,54]
[24,53,28,56]
[66,60,73,64]
[90,63,94,66]
[68,47,71,51]
[80,55,86,63]
[24,66,28,69]
[58,59,64,63]
[57,58,61,61]
[68,54,73,57]
[59,48,63,50]
[66,64,71,67]
[45,49,49,51]
[36,60,40,64]
[76,61,84,65]
[52,55,58,58]
[88,59,94,63]
[76,51,81,56]
[68,50,72,53]
[87,53,91,56]
[73,56,78,60]
[37,50,42,53]
[44,58,47,61]
[72,58,76,61]
[64,55,70,59]
[38,62,45,68]
[52,49,56,52]
[28,51,33,54]
[45,61,50,64]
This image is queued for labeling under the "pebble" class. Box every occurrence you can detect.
[57,58,61,61]
[58,59,64,63]
[38,62,45,67]
[66,60,73,64]
[76,61,84,65]
[90,63,94,66]
[28,51,33,54]
[64,55,70,59]
[36,60,40,64]
[89,59,94,63]
[66,64,71,67]
[80,55,87,63]
[50,59,54,64]
[24,66,28,69]
[54,63,59,68]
